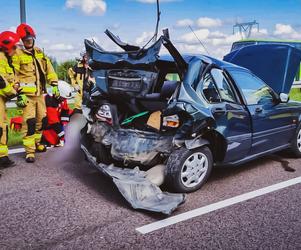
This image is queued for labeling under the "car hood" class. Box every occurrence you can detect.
[223,44,301,94]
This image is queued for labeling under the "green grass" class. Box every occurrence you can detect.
[289,88,301,102]
[7,102,75,147]
[7,107,23,147]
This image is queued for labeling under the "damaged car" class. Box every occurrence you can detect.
[81,29,301,198]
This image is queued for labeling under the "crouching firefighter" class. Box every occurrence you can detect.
[0,31,20,168]
[13,24,59,163]
[40,81,73,147]
[68,52,93,114]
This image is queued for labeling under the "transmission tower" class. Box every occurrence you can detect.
[233,20,259,39]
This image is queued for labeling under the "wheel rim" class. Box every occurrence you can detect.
[180,152,209,188]
[297,129,301,152]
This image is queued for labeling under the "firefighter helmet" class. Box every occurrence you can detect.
[58,81,73,99]
[16,23,36,40]
[0,31,20,52]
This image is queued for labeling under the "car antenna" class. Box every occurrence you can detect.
[153,0,161,42]
[188,25,211,56]
[135,0,161,57]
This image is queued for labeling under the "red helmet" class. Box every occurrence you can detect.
[0,31,20,52]
[16,23,36,40]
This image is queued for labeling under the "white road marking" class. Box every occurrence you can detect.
[8,148,25,154]
[136,176,301,234]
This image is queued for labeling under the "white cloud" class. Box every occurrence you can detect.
[273,23,301,39]
[197,17,222,28]
[208,31,227,39]
[179,29,210,44]
[175,19,194,28]
[249,28,269,39]
[210,33,241,46]
[65,0,107,15]
[135,31,154,46]
[274,24,294,35]
[48,43,74,51]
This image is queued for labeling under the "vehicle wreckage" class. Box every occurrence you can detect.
[80,27,301,214]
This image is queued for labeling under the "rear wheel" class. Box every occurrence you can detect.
[165,146,213,193]
[291,124,301,158]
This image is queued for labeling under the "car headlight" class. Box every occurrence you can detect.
[162,114,180,128]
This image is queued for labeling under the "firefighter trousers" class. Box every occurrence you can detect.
[74,91,82,111]
[0,96,8,158]
[21,95,47,155]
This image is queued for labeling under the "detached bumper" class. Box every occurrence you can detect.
[81,144,185,215]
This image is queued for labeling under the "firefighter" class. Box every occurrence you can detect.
[40,81,73,147]
[0,31,20,168]
[68,52,93,114]
[13,23,59,163]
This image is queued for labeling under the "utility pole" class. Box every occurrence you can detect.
[233,20,259,39]
[20,0,26,23]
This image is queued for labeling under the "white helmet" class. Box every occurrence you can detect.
[58,80,73,99]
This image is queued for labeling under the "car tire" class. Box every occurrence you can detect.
[165,146,213,193]
[290,124,301,158]
[91,142,112,165]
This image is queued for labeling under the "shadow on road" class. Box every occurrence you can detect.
[210,151,296,183]
[45,114,129,209]
[43,113,297,217]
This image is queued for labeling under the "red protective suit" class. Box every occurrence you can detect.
[41,95,72,146]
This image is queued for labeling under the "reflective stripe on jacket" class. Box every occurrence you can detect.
[0,52,17,98]
[12,47,58,96]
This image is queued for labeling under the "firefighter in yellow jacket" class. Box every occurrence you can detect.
[68,53,90,114]
[13,24,59,163]
[0,31,20,168]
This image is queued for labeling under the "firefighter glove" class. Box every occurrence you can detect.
[52,86,60,98]
[16,94,28,107]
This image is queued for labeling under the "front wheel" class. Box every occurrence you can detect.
[290,124,301,158]
[165,146,213,193]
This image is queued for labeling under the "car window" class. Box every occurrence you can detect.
[230,70,274,105]
[199,72,221,103]
[211,69,236,103]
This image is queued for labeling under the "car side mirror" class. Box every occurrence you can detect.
[279,93,289,103]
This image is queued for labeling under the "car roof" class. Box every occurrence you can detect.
[158,54,248,72]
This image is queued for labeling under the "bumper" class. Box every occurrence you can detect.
[88,121,173,166]
[81,144,185,215]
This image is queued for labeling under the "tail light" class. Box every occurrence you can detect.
[162,114,180,128]
[95,104,113,125]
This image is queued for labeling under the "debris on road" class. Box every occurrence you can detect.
[81,144,185,215]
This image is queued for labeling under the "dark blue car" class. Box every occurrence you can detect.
[81,32,301,193]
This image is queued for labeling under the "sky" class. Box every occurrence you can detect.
[1,0,301,62]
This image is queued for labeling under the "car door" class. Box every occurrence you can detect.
[197,68,252,163]
[229,69,296,155]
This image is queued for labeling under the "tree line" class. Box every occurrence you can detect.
[49,57,77,82]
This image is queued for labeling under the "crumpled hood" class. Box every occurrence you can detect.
[85,38,162,70]
[224,44,301,94]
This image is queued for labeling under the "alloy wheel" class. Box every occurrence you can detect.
[180,152,209,188]
[297,129,301,152]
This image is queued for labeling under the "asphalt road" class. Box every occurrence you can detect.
[0,119,300,249]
